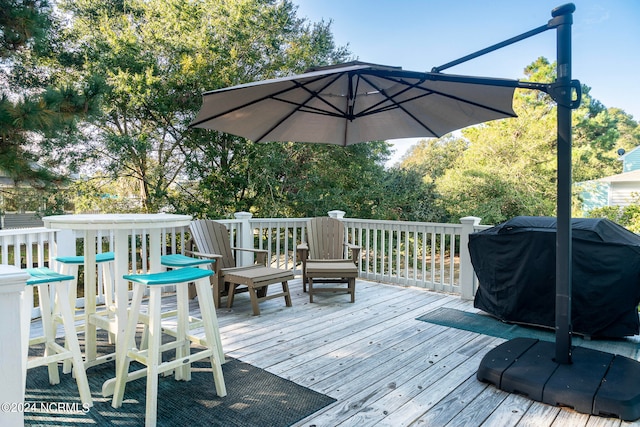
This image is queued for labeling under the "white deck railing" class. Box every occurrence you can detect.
[0,225,190,318]
[0,227,56,269]
[1,213,489,318]
[218,212,489,299]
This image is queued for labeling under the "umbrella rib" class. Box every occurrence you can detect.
[253,74,348,142]
[272,97,344,118]
[190,73,347,129]
[356,74,439,135]
[373,74,516,117]
[354,74,516,136]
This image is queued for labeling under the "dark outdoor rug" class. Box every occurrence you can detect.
[25,332,335,427]
[417,307,640,359]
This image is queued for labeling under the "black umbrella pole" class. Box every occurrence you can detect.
[552,3,575,365]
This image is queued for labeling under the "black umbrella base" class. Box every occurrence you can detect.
[477,337,640,421]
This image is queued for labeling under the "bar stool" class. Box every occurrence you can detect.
[161,253,216,300]
[111,267,226,427]
[25,267,93,408]
[158,253,216,337]
[55,251,116,316]
[55,251,116,373]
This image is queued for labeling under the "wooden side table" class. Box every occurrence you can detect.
[224,266,294,315]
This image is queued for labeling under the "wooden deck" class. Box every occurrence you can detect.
[211,278,639,427]
[29,277,640,426]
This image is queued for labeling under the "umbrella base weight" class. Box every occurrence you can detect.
[477,337,640,421]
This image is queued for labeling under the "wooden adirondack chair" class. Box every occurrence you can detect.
[297,217,360,303]
[188,219,269,308]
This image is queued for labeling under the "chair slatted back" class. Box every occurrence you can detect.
[307,217,345,260]
[189,220,237,269]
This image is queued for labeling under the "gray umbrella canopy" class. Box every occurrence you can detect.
[190,61,519,146]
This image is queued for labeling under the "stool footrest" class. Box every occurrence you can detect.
[86,353,116,369]
[128,339,191,363]
[27,344,74,369]
[155,349,215,376]
[89,313,118,333]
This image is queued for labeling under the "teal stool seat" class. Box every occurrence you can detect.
[124,267,213,285]
[55,251,115,264]
[160,254,214,268]
[26,267,75,285]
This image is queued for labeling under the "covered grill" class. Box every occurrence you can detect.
[469,216,640,338]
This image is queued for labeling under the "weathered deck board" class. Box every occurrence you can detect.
[30,278,640,426]
[214,279,636,427]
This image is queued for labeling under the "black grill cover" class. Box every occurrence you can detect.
[469,216,640,338]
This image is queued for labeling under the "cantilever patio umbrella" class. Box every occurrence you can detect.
[191,3,640,420]
[189,61,519,145]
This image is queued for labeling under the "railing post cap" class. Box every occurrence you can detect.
[328,210,346,218]
[234,212,253,219]
[460,216,481,225]
[0,265,29,293]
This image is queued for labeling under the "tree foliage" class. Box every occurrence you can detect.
[0,0,101,214]
[0,0,51,56]
[587,203,640,233]
[400,57,640,225]
[3,3,639,225]
[58,0,357,214]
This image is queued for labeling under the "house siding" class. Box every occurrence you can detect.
[622,147,640,172]
[578,181,609,211]
[610,182,640,206]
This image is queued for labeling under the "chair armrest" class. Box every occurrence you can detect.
[230,247,268,266]
[184,250,223,277]
[345,243,361,267]
[296,243,309,261]
[230,246,267,255]
[185,249,223,261]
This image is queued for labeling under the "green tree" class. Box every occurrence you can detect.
[60,0,351,213]
[401,57,640,225]
[398,135,468,222]
[587,203,640,233]
[0,0,99,214]
[0,0,51,56]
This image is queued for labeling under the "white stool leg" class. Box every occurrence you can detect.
[145,286,162,427]
[56,263,79,312]
[54,281,93,407]
[101,261,117,344]
[111,283,145,407]
[58,263,79,375]
[174,282,190,381]
[195,277,225,364]
[37,283,61,385]
[195,277,226,397]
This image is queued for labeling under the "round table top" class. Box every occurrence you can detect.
[43,213,192,230]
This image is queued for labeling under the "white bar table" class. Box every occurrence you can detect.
[42,214,192,385]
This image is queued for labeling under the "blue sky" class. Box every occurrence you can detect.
[292,0,640,165]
